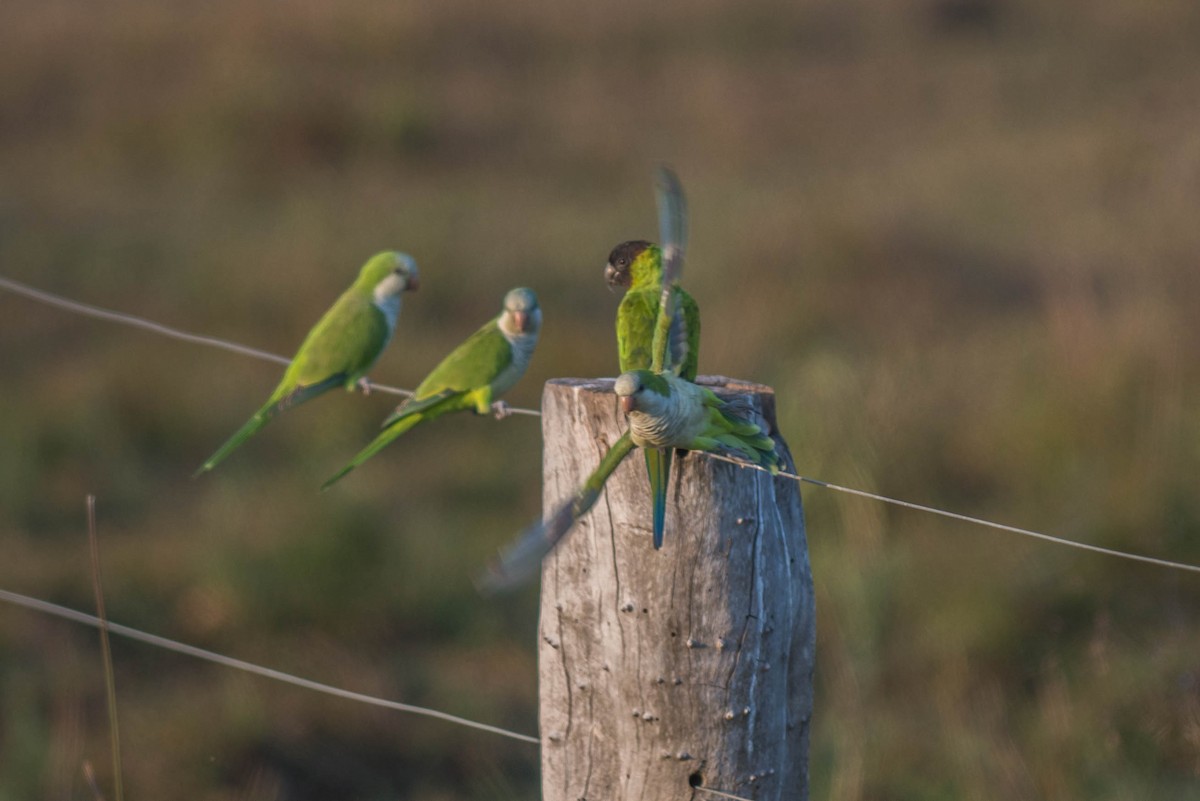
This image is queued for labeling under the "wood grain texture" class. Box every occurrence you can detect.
[539,376,815,801]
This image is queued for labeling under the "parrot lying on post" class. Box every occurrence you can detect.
[322,287,541,489]
[195,251,420,475]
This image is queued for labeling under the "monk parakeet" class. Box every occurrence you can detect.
[195,251,420,475]
[481,168,698,588]
[322,287,542,489]
[614,369,779,473]
[481,367,780,593]
[603,167,700,547]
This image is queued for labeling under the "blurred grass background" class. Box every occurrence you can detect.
[2,0,1200,798]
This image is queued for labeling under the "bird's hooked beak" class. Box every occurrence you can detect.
[511,310,529,331]
[405,273,420,292]
[619,395,636,414]
[603,262,621,290]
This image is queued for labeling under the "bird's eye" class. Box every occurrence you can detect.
[617,259,626,267]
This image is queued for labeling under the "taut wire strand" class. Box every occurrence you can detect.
[0,586,540,745]
[704,452,1200,575]
[5,275,1197,571]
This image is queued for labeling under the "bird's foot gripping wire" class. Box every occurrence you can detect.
[491,400,512,420]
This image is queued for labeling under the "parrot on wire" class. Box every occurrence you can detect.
[322,287,541,490]
[195,251,420,475]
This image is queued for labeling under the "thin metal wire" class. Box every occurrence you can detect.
[5,274,1198,573]
[704,453,1200,575]
[0,586,540,745]
[0,275,398,401]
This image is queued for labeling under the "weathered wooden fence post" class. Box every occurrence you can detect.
[538,376,815,801]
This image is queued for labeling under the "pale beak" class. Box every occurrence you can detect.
[405,273,420,292]
[619,395,636,414]
[512,310,528,331]
[604,263,620,288]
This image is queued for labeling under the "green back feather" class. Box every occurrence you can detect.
[409,317,512,400]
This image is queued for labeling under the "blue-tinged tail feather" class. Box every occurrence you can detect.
[645,447,672,549]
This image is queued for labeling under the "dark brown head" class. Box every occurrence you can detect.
[604,240,653,290]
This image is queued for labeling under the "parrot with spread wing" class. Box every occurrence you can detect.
[479,430,637,593]
[612,370,779,473]
[604,168,700,547]
[195,251,420,475]
[322,287,541,489]
[479,167,698,590]
[616,168,779,475]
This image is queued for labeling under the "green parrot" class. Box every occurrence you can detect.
[481,168,698,589]
[604,169,700,548]
[322,287,542,489]
[613,369,779,473]
[195,251,420,475]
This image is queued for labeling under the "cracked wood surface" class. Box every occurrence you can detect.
[538,377,815,801]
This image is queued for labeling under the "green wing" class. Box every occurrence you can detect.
[616,289,659,373]
[693,392,780,473]
[409,318,512,400]
[322,318,511,489]
[611,168,698,546]
[282,291,390,391]
[651,166,687,375]
[478,432,638,593]
[195,291,388,475]
[617,286,699,380]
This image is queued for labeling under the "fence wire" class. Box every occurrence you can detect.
[4,274,1198,575]
[0,586,540,745]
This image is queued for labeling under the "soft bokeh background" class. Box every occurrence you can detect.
[3,0,1200,798]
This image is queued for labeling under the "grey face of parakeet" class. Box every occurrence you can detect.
[604,240,653,290]
[499,287,541,337]
[614,369,670,415]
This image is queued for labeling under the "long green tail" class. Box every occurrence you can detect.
[194,398,280,476]
[195,375,345,476]
[321,412,424,490]
[645,447,672,549]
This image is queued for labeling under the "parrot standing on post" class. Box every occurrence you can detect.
[322,287,542,489]
[614,167,778,478]
[480,167,698,591]
[604,170,700,548]
[195,251,420,475]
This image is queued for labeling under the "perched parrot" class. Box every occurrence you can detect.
[605,240,700,381]
[603,168,700,547]
[480,167,698,589]
[322,287,542,489]
[195,251,420,475]
[613,369,779,473]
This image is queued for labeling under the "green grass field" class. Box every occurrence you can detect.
[2,1,1200,798]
